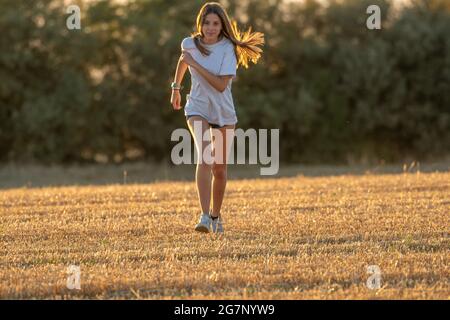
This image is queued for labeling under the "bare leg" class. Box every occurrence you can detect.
[211,125,235,218]
[187,116,213,214]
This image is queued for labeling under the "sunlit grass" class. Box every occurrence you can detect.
[0,171,449,299]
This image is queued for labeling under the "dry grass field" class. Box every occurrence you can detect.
[0,164,449,299]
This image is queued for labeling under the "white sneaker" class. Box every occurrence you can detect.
[194,213,211,233]
[210,215,224,233]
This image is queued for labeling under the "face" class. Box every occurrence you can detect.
[201,13,222,42]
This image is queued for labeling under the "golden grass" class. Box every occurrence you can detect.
[0,171,449,299]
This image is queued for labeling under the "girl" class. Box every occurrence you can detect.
[170,2,264,233]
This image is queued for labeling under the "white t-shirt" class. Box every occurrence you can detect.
[181,36,238,127]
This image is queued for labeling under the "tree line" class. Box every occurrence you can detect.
[0,0,449,165]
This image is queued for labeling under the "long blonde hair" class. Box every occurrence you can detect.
[190,2,264,69]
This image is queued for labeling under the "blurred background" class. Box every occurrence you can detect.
[0,0,449,171]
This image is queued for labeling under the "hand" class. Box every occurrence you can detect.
[180,50,196,67]
[170,89,182,110]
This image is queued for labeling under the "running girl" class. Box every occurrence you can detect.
[170,2,264,233]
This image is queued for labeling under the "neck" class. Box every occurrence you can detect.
[201,34,222,45]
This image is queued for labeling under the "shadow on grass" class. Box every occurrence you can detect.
[0,160,449,190]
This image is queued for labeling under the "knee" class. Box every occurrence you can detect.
[198,162,212,171]
[212,164,227,180]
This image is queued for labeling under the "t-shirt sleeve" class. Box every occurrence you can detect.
[218,43,237,76]
[181,37,195,51]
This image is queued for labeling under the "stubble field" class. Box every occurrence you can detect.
[0,168,449,299]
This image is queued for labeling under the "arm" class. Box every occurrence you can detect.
[173,54,188,87]
[170,55,188,110]
[190,61,232,93]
